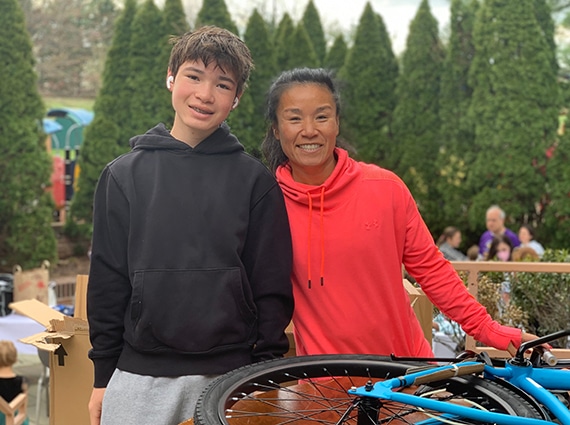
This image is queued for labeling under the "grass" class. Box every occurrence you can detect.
[44,96,95,111]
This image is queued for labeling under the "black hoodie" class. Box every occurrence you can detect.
[87,123,293,387]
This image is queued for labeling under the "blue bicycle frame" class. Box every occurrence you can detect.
[350,330,570,424]
[348,329,570,425]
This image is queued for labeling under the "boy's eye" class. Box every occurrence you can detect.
[218,83,231,90]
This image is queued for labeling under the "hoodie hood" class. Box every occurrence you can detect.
[276,148,361,211]
[129,122,244,155]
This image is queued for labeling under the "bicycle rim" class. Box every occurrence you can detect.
[194,354,546,425]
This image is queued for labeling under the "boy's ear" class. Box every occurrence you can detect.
[166,75,174,90]
[231,92,243,110]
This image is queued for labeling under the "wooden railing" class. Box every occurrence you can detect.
[54,280,76,305]
[451,261,570,358]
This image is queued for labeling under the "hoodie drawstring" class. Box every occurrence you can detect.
[306,187,325,288]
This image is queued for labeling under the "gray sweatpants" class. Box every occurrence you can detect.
[101,369,219,424]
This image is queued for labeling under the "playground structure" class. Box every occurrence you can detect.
[43,107,94,222]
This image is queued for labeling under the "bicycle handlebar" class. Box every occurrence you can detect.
[532,345,558,366]
[516,329,570,365]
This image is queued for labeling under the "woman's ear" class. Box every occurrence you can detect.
[273,126,280,141]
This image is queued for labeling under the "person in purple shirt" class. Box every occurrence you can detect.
[478,205,520,259]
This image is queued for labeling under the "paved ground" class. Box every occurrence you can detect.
[14,353,49,425]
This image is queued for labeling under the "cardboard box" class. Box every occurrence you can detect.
[10,275,92,425]
[404,279,433,345]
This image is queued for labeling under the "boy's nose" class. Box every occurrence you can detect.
[196,85,215,103]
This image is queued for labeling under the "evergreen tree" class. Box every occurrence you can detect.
[543,131,570,248]
[533,0,561,247]
[435,0,479,237]
[534,0,558,76]
[339,3,398,165]
[285,23,319,70]
[196,0,239,35]
[324,34,348,72]
[466,0,559,233]
[226,91,261,158]
[157,0,190,128]
[301,0,327,65]
[68,0,138,238]
[91,0,138,148]
[128,0,166,136]
[391,0,445,227]
[0,0,57,270]
[274,13,295,71]
[243,9,276,150]
[162,0,190,36]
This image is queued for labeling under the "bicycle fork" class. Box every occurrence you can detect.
[335,381,381,425]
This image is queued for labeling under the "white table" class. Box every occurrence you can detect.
[0,312,46,354]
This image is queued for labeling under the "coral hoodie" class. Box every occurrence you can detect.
[276,148,520,357]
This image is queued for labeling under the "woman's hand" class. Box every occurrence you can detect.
[507,331,550,356]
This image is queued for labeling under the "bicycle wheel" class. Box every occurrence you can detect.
[194,354,546,425]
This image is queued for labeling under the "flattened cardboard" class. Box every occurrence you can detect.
[10,275,92,425]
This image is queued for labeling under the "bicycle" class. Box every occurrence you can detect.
[193,329,570,425]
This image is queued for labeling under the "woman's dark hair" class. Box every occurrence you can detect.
[436,226,460,247]
[486,234,514,261]
[519,224,536,240]
[261,68,343,173]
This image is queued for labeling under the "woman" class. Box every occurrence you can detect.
[436,227,468,261]
[517,224,545,258]
[261,67,538,358]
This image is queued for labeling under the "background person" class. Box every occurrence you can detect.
[478,205,520,259]
[517,224,544,258]
[436,226,468,261]
[261,67,539,362]
[466,245,480,261]
[0,340,29,425]
[87,26,293,425]
[486,234,514,306]
[486,234,514,262]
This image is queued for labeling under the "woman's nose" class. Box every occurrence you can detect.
[301,120,317,136]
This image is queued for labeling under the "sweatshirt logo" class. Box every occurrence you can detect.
[364,220,379,230]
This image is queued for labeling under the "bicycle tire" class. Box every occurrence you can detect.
[194,354,546,425]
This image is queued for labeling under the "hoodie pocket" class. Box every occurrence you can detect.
[129,268,256,353]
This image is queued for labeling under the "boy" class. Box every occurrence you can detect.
[87,26,293,425]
